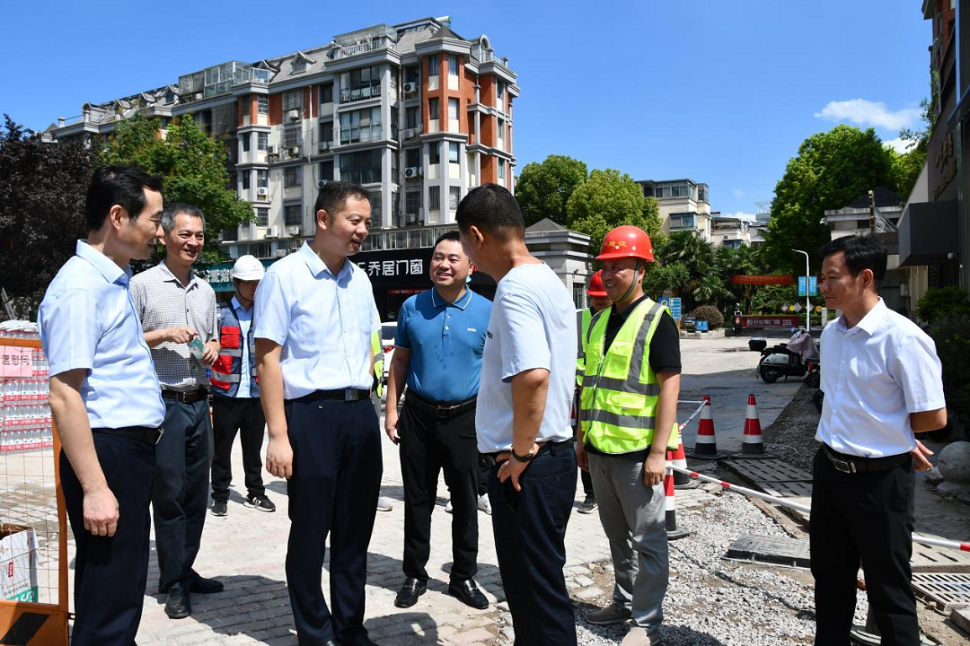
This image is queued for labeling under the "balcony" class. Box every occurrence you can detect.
[340,83,382,104]
[668,214,698,231]
[334,37,397,60]
[339,123,384,145]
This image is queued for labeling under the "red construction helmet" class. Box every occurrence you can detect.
[587,270,607,297]
[596,226,654,262]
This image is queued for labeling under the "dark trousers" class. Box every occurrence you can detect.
[810,447,919,646]
[154,398,213,592]
[489,443,578,646]
[400,401,479,583]
[580,468,594,497]
[211,397,266,501]
[284,395,382,646]
[61,432,155,646]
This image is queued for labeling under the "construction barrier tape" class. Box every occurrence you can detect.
[677,400,708,432]
[667,465,970,553]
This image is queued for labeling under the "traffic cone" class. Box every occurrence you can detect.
[672,439,698,489]
[664,465,689,540]
[686,396,725,460]
[739,393,769,458]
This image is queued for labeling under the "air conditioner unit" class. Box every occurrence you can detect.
[266,144,278,155]
[286,225,301,236]
[404,167,419,179]
[405,213,417,225]
[265,226,279,238]
[350,89,361,100]
[405,128,416,139]
[318,179,329,188]
[288,146,301,157]
[256,187,269,198]
[403,82,417,94]
[274,248,289,258]
[319,141,330,152]
[287,109,301,121]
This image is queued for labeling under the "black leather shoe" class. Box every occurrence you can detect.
[164,585,191,619]
[394,577,427,608]
[188,574,224,594]
[448,579,489,610]
[321,640,340,646]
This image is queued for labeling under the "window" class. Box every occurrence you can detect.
[698,185,708,203]
[369,190,382,228]
[429,142,440,165]
[257,132,268,150]
[255,208,269,227]
[497,81,505,102]
[284,204,302,226]
[284,166,303,188]
[429,185,441,211]
[339,66,382,101]
[449,186,461,210]
[429,55,439,76]
[405,148,420,168]
[257,169,268,188]
[391,152,398,183]
[222,227,238,242]
[320,121,333,145]
[448,98,459,120]
[292,58,306,74]
[339,149,382,184]
[406,106,419,129]
[406,191,421,214]
[429,98,439,120]
[241,99,250,118]
[448,142,459,163]
[320,160,334,181]
[320,83,333,103]
[241,133,250,153]
[449,55,459,76]
[497,118,505,148]
[498,158,506,180]
[283,124,302,149]
[257,95,269,114]
[339,107,382,144]
[241,172,251,190]
[283,89,303,112]
[654,185,667,199]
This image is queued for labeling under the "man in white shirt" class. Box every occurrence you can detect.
[812,234,946,645]
[457,184,578,646]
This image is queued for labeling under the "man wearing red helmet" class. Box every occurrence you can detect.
[575,270,612,514]
[578,226,681,646]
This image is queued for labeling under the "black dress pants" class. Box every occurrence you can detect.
[810,447,919,646]
[61,431,155,646]
[489,442,578,646]
[399,401,479,583]
[284,394,382,646]
[211,397,266,501]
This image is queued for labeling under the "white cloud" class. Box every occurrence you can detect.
[883,137,918,153]
[733,188,745,199]
[814,99,920,131]
[724,211,758,222]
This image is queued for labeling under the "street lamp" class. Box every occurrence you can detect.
[792,249,811,331]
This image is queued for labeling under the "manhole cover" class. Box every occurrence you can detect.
[912,541,970,572]
[723,458,815,498]
[725,534,811,568]
[911,572,970,609]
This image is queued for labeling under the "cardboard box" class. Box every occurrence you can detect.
[0,524,38,602]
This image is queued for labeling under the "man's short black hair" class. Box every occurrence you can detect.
[819,235,888,283]
[455,184,525,241]
[433,230,461,250]
[314,181,370,220]
[86,165,164,231]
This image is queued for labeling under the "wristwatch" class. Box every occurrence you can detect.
[511,445,536,463]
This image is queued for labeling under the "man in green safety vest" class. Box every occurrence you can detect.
[577,225,682,646]
[575,270,611,514]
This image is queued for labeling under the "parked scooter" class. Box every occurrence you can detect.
[757,328,820,386]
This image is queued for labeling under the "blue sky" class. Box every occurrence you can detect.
[1,1,930,218]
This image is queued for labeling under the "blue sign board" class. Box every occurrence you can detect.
[659,297,682,321]
[809,276,818,296]
[696,320,709,332]
[798,276,806,296]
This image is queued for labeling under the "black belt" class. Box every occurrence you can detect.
[822,444,909,474]
[92,426,163,445]
[480,438,575,467]
[161,388,208,403]
[406,392,477,419]
[305,388,372,403]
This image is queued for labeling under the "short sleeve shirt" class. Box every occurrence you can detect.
[816,298,945,457]
[476,263,577,452]
[253,242,381,400]
[38,241,165,429]
[395,287,492,402]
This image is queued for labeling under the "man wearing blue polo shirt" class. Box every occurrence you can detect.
[40,165,166,645]
[385,231,492,610]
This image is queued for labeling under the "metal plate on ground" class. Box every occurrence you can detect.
[911,572,970,610]
[725,533,811,569]
[911,542,970,572]
[723,458,814,498]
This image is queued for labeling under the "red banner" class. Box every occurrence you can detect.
[742,315,800,329]
[731,275,795,285]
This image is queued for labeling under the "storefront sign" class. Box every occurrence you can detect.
[742,315,799,329]
[731,275,795,285]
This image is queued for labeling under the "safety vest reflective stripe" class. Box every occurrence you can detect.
[220,348,243,358]
[210,370,241,383]
[585,408,656,430]
[582,374,661,395]
[577,308,593,386]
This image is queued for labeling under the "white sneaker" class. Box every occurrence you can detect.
[620,626,665,646]
[477,494,492,515]
[444,499,453,513]
[377,496,393,512]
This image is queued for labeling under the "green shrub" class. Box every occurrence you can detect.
[691,305,724,329]
[917,286,970,324]
[929,315,970,431]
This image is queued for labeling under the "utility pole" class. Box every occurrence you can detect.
[792,249,811,331]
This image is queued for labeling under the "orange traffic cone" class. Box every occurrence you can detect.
[687,396,725,460]
[664,463,689,540]
[739,393,769,458]
[671,439,698,489]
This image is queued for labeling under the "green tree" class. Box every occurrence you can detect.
[514,155,588,226]
[566,168,662,254]
[762,125,892,275]
[642,261,690,299]
[0,115,98,315]
[891,84,938,200]
[102,115,252,262]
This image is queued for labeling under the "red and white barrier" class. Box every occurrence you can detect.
[686,396,725,460]
[739,393,769,458]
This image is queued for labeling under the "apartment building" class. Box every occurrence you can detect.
[47,16,518,263]
[710,215,751,248]
[635,179,713,241]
